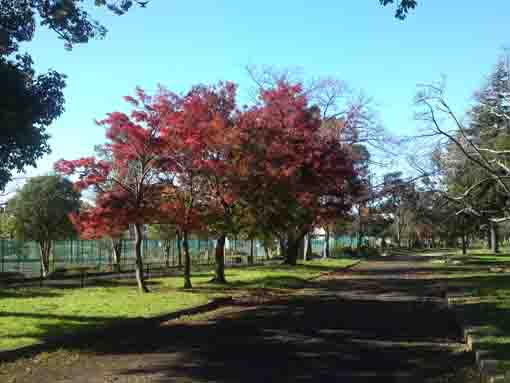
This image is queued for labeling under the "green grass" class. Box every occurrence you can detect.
[429,261,510,372]
[0,258,356,351]
[390,249,510,371]
[453,275,510,371]
[451,252,510,265]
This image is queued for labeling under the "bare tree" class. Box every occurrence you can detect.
[415,81,510,227]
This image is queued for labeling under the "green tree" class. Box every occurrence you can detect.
[0,210,15,238]
[0,0,143,191]
[0,0,142,54]
[8,175,80,277]
[379,0,418,19]
[0,56,65,190]
[148,224,180,268]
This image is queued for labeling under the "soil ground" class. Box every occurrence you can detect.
[0,256,478,383]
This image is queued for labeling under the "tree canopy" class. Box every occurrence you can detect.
[0,0,142,192]
[0,0,141,53]
[7,175,81,276]
[0,55,65,190]
[55,79,362,290]
[380,0,418,19]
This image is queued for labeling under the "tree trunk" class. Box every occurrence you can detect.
[396,214,401,247]
[300,236,307,261]
[182,230,192,288]
[211,235,227,283]
[164,240,171,268]
[284,240,299,265]
[358,217,363,248]
[249,239,254,265]
[491,222,499,254]
[325,229,330,258]
[176,230,183,267]
[461,235,467,255]
[306,235,313,260]
[279,239,286,258]
[38,240,51,278]
[134,223,149,293]
[264,245,270,260]
[110,237,122,272]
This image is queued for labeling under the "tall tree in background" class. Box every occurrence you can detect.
[0,209,16,239]
[7,175,80,277]
[415,55,510,251]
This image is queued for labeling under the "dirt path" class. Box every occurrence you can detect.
[1,257,477,383]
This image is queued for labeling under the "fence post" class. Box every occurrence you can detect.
[98,240,102,269]
[40,260,43,287]
[1,239,4,273]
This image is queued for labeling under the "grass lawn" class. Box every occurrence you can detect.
[444,270,510,372]
[450,252,510,265]
[415,250,510,372]
[0,258,357,351]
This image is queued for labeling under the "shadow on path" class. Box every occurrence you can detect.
[1,257,477,383]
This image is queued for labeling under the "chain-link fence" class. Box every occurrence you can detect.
[0,237,272,278]
[0,235,364,279]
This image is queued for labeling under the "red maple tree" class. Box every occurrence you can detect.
[236,81,360,264]
[55,88,168,292]
[158,82,240,285]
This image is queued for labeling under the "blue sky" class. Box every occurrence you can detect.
[10,0,510,186]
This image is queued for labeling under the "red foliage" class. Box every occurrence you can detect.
[158,82,240,233]
[236,81,360,232]
[54,89,172,239]
[55,80,360,244]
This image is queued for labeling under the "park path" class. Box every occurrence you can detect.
[3,256,477,383]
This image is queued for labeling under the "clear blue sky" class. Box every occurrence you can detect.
[11,1,510,185]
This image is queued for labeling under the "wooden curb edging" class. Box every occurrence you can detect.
[0,296,233,363]
[446,295,510,383]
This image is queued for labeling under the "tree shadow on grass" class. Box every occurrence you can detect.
[84,294,471,383]
[0,264,480,383]
[2,260,493,383]
[445,273,510,295]
[457,301,510,361]
[436,273,510,363]
[0,287,62,299]
[221,275,310,289]
[457,259,510,267]
[92,279,163,289]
